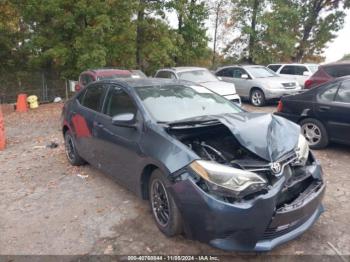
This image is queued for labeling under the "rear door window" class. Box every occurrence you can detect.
[216,68,233,77]
[318,83,340,102]
[335,80,350,103]
[81,84,106,112]
[232,68,248,78]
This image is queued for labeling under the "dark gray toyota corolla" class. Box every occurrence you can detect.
[61,78,325,251]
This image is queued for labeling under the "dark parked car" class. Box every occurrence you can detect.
[76,68,147,91]
[304,61,350,89]
[276,76,350,149]
[62,78,325,251]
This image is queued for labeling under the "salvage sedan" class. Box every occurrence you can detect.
[61,78,325,251]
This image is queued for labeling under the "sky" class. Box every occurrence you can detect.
[167,9,350,63]
[324,10,350,63]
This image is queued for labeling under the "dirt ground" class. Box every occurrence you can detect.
[0,102,349,257]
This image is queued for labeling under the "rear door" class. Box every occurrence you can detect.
[93,84,143,189]
[216,67,251,98]
[72,83,107,164]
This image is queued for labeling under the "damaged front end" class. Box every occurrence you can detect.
[165,113,325,251]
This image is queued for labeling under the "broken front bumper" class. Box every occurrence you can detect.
[169,160,325,251]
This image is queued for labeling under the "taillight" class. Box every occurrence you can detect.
[277,100,283,112]
[304,79,313,89]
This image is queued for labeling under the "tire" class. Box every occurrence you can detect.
[64,130,85,166]
[149,169,183,237]
[300,118,329,149]
[250,89,266,107]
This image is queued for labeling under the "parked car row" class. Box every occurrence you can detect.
[74,62,350,150]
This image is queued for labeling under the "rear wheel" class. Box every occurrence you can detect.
[250,89,266,107]
[300,118,329,149]
[64,130,85,166]
[149,169,182,237]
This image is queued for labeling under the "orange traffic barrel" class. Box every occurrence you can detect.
[16,93,28,112]
[0,105,5,150]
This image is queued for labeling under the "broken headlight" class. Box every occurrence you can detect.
[190,160,267,198]
[295,134,309,166]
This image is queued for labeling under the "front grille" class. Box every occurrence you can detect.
[263,179,323,240]
[263,216,308,240]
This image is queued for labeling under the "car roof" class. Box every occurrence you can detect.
[217,65,266,70]
[82,68,132,76]
[97,78,192,88]
[158,67,207,73]
[268,63,318,66]
[322,60,350,67]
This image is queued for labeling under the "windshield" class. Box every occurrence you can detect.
[135,84,242,122]
[178,70,218,83]
[97,74,131,80]
[248,67,277,78]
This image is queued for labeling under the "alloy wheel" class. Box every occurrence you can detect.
[251,91,263,106]
[301,123,322,146]
[150,179,170,227]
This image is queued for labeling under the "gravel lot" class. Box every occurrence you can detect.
[0,102,349,257]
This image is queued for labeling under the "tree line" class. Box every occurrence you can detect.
[1,0,349,80]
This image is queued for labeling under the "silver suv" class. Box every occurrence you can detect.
[215,65,301,106]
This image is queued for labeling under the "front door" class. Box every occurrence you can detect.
[93,84,143,189]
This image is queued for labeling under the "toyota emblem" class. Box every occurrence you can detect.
[270,162,282,174]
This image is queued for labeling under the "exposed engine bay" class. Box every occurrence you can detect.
[168,124,270,171]
[167,122,322,205]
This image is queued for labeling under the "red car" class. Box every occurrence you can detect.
[76,69,147,91]
[304,61,350,89]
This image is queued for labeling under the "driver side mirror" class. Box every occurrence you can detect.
[112,113,136,128]
[241,74,249,79]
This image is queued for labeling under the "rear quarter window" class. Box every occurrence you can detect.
[267,65,282,72]
[323,65,350,78]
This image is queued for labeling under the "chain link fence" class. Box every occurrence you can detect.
[0,71,70,104]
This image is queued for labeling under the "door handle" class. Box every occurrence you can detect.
[319,106,330,112]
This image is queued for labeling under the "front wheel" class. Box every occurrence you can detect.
[149,170,182,237]
[300,118,329,149]
[250,89,266,107]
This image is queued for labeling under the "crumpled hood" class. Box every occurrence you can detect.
[214,113,300,162]
[199,81,237,96]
